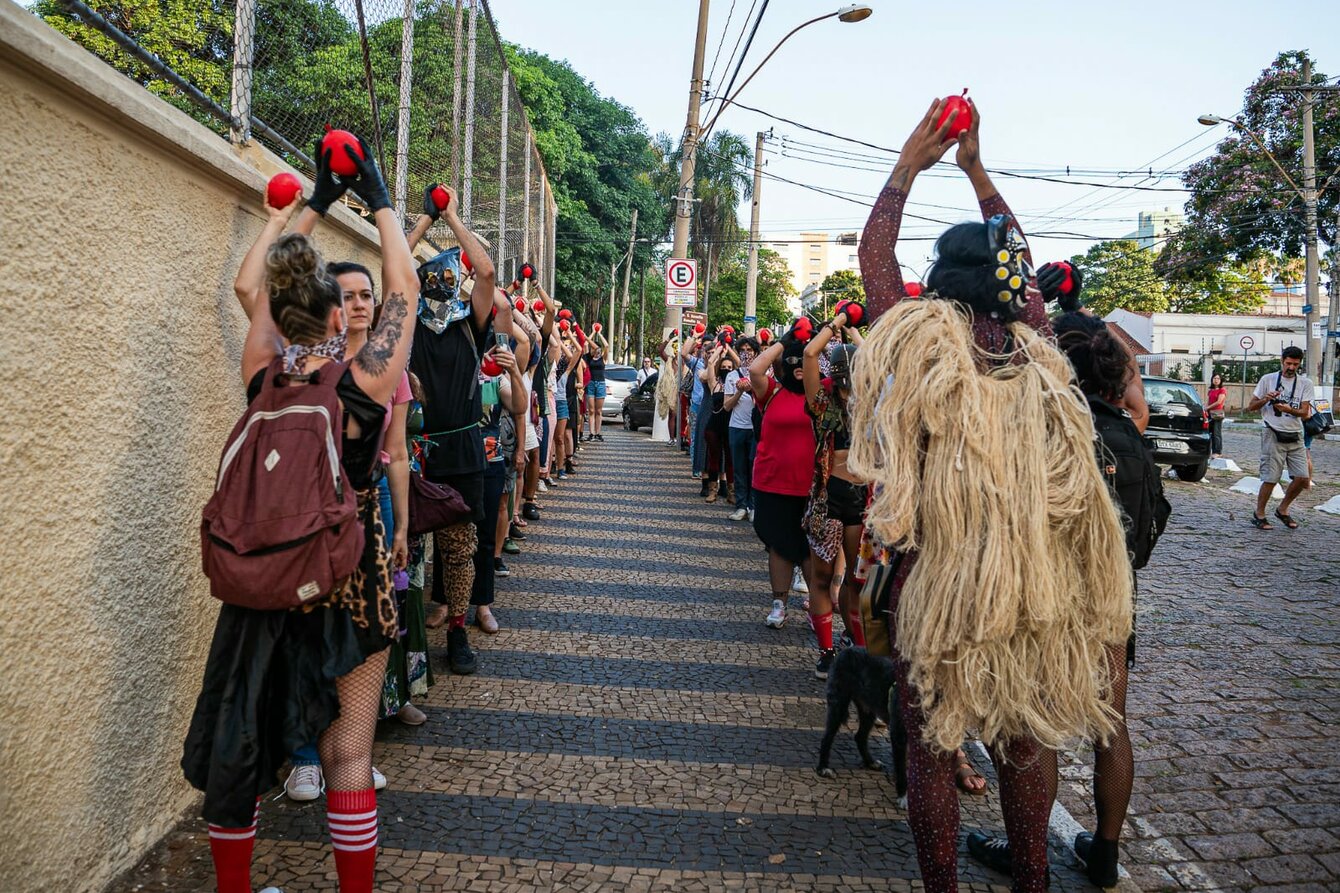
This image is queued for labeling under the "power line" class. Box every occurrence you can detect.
[703,0,741,99]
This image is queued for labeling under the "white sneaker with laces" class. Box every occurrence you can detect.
[538,478,549,493]
[729,507,748,521]
[284,764,322,802]
[765,599,787,629]
[791,569,809,594]
[372,766,387,790]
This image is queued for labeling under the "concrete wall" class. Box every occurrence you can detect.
[0,5,390,891]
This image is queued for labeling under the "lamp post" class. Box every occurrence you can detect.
[1199,57,1322,380]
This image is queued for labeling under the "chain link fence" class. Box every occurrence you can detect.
[34,0,556,292]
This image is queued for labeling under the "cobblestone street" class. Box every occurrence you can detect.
[110,427,1123,893]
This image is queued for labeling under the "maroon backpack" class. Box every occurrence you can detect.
[201,358,365,610]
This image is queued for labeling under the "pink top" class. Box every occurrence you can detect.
[752,379,816,497]
[379,372,412,466]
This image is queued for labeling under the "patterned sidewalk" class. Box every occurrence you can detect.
[110,426,1111,892]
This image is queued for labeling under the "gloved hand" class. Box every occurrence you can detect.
[422,183,444,221]
[1038,261,1083,311]
[342,136,391,213]
[308,137,348,217]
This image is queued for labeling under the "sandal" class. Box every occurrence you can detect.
[1250,514,1274,530]
[1273,509,1299,529]
[955,750,987,796]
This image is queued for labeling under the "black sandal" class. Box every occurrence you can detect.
[1250,515,1273,530]
[1273,509,1299,529]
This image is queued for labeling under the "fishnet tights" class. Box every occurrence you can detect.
[1093,642,1133,841]
[318,648,389,791]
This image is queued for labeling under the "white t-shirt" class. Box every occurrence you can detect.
[723,370,756,429]
[1253,370,1314,435]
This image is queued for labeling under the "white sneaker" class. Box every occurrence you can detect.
[372,766,387,790]
[791,569,809,594]
[765,599,787,628]
[747,508,755,523]
[258,888,284,893]
[729,507,748,521]
[284,764,322,802]
[538,478,549,493]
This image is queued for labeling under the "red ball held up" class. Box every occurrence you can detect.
[937,89,971,139]
[266,172,302,209]
[321,126,364,177]
[532,299,546,312]
[430,185,451,211]
[904,282,923,297]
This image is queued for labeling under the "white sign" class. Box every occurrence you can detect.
[1312,321,1324,340]
[1239,335,1255,353]
[665,258,698,308]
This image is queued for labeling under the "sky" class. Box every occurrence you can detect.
[489,0,1339,280]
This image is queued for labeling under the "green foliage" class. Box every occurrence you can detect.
[1174,51,1340,270]
[1074,240,1269,316]
[818,270,864,315]
[704,248,794,332]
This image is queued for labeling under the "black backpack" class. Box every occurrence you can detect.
[1088,395,1171,571]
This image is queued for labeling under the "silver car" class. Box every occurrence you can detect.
[601,364,639,417]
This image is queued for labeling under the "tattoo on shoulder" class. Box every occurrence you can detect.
[355,291,407,377]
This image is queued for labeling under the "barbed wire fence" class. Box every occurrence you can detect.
[36,0,556,295]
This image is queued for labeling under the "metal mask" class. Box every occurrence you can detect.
[987,214,1033,316]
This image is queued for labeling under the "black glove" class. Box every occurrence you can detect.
[422,183,443,221]
[1038,261,1083,311]
[342,136,391,213]
[308,137,347,217]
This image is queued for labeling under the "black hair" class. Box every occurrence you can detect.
[925,222,1003,313]
[328,261,374,286]
[736,336,761,354]
[1282,345,1304,361]
[1053,311,1131,402]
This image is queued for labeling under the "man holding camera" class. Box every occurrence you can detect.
[1247,345,1313,530]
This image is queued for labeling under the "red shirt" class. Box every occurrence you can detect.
[752,379,816,497]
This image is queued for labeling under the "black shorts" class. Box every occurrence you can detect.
[752,489,809,565]
[826,477,868,527]
[428,469,486,524]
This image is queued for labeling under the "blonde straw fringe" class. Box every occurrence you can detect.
[847,299,1133,754]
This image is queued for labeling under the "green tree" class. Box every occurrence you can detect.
[1070,240,1170,316]
[1165,261,1270,314]
[703,248,794,331]
[818,270,864,316]
[1175,51,1340,271]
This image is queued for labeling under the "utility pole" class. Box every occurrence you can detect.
[1323,204,1340,399]
[637,265,647,364]
[744,130,767,336]
[668,0,711,340]
[1301,57,1322,380]
[619,209,638,363]
[607,262,618,348]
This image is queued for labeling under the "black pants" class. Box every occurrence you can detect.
[474,461,507,606]
[1209,416,1223,454]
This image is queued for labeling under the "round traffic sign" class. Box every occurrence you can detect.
[667,260,696,289]
[1239,335,1255,352]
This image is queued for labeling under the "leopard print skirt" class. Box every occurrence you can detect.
[306,488,398,640]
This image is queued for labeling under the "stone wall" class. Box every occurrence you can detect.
[0,4,390,890]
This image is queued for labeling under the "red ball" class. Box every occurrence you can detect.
[266,172,302,210]
[559,319,571,331]
[532,299,546,312]
[558,308,573,320]
[846,303,864,326]
[521,263,536,280]
[321,127,365,177]
[480,355,503,377]
[693,322,706,335]
[593,322,602,333]
[431,185,450,211]
[758,328,772,343]
[904,281,923,297]
[937,89,971,139]
[1057,262,1076,295]
[514,298,527,313]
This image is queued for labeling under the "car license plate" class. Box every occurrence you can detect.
[1156,440,1189,453]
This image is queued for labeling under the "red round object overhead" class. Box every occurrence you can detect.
[461,252,473,273]
[320,127,364,177]
[758,328,772,343]
[266,172,302,210]
[846,303,864,326]
[559,319,570,331]
[514,298,527,313]
[558,308,573,319]
[532,299,546,312]
[904,281,923,297]
[693,322,706,335]
[521,263,536,280]
[430,185,450,211]
[937,89,971,139]
[592,322,603,333]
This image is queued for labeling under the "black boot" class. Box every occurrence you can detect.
[966,832,1012,876]
[1074,833,1119,888]
[446,626,478,675]
[699,477,710,497]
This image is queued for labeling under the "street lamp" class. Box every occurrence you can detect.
[1199,106,1322,381]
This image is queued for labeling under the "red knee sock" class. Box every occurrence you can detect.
[208,798,260,893]
[812,611,834,651]
[847,609,866,647]
[328,787,378,893]
[449,614,466,629]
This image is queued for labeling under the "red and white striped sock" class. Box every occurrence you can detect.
[328,787,378,893]
[207,798,260,893]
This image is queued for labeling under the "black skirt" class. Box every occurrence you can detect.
[182,493,394,827]
[752,488,810,565]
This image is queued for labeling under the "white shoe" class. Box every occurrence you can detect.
[747,508,755,523]
[791,569,809,594]
[284,764,322,802]
[729,507,748,521]
[538,479,549,493]
[258,888,284,893]
[765,599,787,629]
[372,766,387,790]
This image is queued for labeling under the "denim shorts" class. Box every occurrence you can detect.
[585,380,607,399]
[555,399,570,421]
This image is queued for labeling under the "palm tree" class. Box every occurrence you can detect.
[662,130,754,284]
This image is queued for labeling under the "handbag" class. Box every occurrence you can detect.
[1303,403,1332,437]
[407,472,470,536]
[858,557,900,659]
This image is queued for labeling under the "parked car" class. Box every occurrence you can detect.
[1141,375,1211,481]
[601,364,639,417]
[622,372,658,431]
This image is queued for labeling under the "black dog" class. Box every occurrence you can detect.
[815,647,909,803]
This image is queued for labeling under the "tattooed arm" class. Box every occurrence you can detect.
[351,206,419,404]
